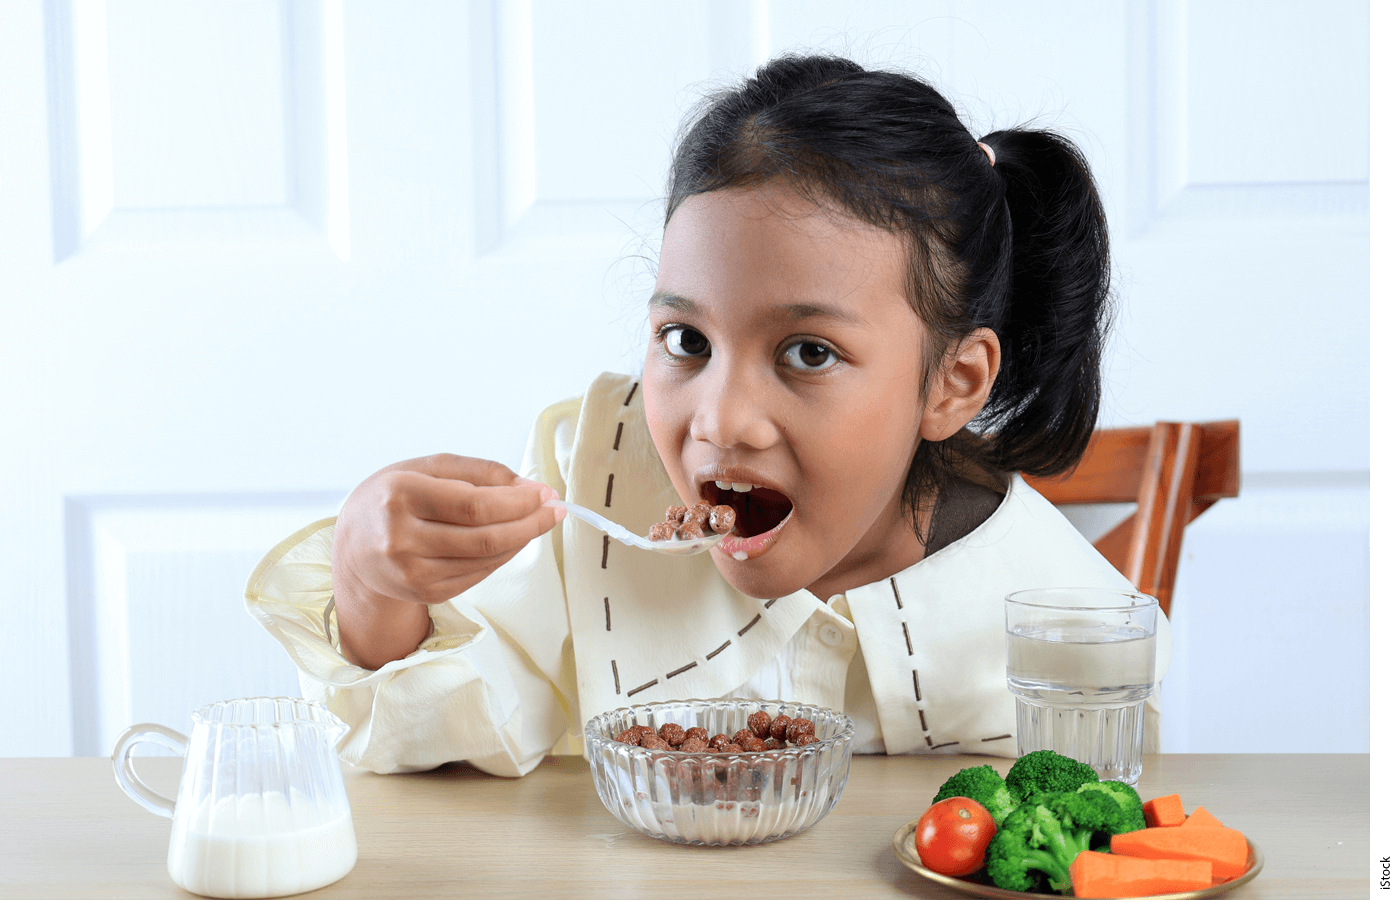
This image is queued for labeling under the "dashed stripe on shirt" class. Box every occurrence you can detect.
[666,661,697,679]
[604,382,782,704]
[603,388,634,698]
[895,574,936,751]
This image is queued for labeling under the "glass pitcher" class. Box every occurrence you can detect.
[112,697,357,899]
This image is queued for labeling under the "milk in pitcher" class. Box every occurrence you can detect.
[168,789,357,899]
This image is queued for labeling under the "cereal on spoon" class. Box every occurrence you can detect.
[648,503,736,543]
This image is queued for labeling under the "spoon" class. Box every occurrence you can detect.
[544,499,726,556]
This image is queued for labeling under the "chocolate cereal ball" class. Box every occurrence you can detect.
[786,718,816,741]
[677,520,705,540]
[639,735,670,750]
[682,503,713,526]
[768,714,792,740]
[679,737,707,753]
[666,505,688,525]
[616,727,642,746]
[709,504,737,534]
[684,726,709,745]
[793,732,819,746]
[707,733,730,749]
[648,522,676,541]
[658,722,686,746]
[747,711,772,738]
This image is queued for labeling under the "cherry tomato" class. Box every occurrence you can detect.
[914,796,997,876]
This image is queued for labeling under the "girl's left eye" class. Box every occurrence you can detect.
[781,341,839,371]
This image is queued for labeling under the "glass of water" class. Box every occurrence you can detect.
[1005,588,1159,786]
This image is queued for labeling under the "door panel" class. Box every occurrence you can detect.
[66,494,340,756]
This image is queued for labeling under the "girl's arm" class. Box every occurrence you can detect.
[329,454,565,669]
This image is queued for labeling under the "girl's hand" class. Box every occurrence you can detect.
[329,454,565,669]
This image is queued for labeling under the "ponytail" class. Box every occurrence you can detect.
[968,128,1112,477]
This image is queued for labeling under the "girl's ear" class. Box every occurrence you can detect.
[920,328,1001,442]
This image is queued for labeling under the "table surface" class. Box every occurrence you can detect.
[0,753,1368,899]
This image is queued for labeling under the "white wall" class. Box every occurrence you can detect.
[0,0,1368,757]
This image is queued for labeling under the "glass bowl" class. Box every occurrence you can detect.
[583,698,855,846]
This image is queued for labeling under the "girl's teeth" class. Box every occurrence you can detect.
[715,480,732,490]
[730,483,753,493]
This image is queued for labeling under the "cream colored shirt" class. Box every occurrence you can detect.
[245,372,1167,776]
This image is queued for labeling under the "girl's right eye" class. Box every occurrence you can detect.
[660,325,710,358]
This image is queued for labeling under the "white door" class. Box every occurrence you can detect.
[0,1,1367,757]
[0,0,746,758]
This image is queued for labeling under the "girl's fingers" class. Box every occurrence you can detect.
[412,503,562,561]
[403,453,522,488]
[396,469,557,527]
[383,552,516,605]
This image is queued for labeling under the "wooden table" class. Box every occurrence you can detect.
[0,754,1367,898]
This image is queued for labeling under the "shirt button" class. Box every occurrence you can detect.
[818,623,843,647]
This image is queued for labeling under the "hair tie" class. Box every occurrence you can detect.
[977,141,996,167]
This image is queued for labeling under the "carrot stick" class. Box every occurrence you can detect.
[1070,851,1213,898]
[1142,793,1186,827]
[1110,825,1250,880]
[1182,805,1225,828]
[1212,856,1251,881]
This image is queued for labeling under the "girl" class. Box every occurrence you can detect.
[247,54,1166,775]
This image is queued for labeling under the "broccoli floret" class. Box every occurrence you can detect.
[984,790,1138,895]
[1076,780,1147,832]
[931,764,1017,826]
[1004,750,1100,802]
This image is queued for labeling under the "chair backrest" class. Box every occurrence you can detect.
[1022,420,1240,618]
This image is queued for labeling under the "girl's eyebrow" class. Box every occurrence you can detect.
[648,290,867,326]
[648,290,698,314]
[779,302,868,326]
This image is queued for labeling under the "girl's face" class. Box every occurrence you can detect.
[642,183,940,601]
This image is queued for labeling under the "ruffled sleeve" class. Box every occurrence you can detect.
[243,393,586,776]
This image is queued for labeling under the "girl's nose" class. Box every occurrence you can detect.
[688,367,782,451]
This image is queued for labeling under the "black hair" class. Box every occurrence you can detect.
[664,54,1112,549]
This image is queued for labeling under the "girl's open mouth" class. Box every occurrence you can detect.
[701,481,794,560]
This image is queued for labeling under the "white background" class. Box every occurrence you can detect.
[0,0,1370,760]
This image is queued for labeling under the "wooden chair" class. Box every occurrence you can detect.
[1022,420,1240,619]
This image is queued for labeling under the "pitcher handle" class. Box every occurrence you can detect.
[111,723,188,818]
